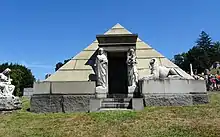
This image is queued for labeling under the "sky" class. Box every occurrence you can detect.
[0,0,220,80]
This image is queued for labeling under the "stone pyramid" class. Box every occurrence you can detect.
[46,23,192,81]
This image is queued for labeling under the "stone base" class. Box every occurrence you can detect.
[89,99,102,112]
[128,86,136,98]
[191,93,209,105]
[132,98,144,111]
[96,87,108,98]
[143,93,209,106]
[30,94,95,113]
[0,96,22,111]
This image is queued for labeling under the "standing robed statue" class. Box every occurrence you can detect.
[95,48,108,89]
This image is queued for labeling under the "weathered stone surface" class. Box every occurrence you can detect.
[33,82,51,95]
[191,93,209,105]
[89,99,102,112]
[30,95,62,113]
[52,81,95,94]
[96,87,108,98]
[63,95,95,113]
[144,94,193,106]
[23,88,34,98]
[31,94,95,113]
[140,79,207,94]
[132,98,144,111]
[0,96,22,111]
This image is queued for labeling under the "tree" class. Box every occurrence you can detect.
[55,59,71,71]
[0,63,35,96]
[173,52,189,72]
[173,31,219,74]
[55,62,63,71]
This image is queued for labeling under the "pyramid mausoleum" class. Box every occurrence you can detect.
[46,23,192,81]
[31,23,208,113]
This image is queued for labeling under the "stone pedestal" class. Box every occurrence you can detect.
[139,79,209,106]
[96,87,108,98]
[0,96,22,111]
[128,86,137,98]
[89,99,102,112]
[132,98,144,111]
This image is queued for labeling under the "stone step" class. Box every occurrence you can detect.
[107,94,129,98]
[99,108,132,112]
[101,102,130,108]
[102,98,131,102]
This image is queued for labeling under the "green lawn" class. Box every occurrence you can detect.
[1,93,220,137]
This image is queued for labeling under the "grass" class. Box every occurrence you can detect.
[1,93,220,137]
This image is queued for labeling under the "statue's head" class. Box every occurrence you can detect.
[150,58,157,65]
[128,48,135,55]
[149,58,159,69]
[98,48,104,55]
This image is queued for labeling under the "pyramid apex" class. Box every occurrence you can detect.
[112,23,125,29]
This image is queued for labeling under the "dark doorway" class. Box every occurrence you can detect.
[108,52,128,96]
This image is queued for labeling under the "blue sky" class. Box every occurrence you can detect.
[0,0,219,80]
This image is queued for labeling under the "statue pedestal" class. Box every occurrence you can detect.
[128,85,137,98]
[0,96,22,111]
[96,87,108,98]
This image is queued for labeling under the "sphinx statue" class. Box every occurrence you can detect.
[142,58,186,80]
[0,68,22,111]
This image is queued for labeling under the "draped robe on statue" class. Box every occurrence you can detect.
[127,52,138,86]
[96,53,108,88]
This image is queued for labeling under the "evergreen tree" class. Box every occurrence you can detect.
[173,31,219,74]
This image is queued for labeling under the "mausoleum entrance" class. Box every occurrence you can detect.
[108,52,128,96]
[96,34,138,98]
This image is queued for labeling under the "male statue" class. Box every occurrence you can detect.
[95,48,108,89]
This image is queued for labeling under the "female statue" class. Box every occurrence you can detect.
[127,48,138,86]
[95,48,108,88]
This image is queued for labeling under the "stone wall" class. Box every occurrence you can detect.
[23,88,34,98]
[140,79,209,106]
[33,81,96,95]
[31,95,95,113]
[30,81,96,113]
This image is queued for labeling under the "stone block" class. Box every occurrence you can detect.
[140,79,207,94]
[0,96,22,111]
[52,81,95,94]
[23,88,34,98]
[30,95,62,113]
[144,94,193,106]
[33,82,51,95]
[89,99,102,112]
[63,95,95,113]
[191,93,209,105]
[188,80,206,93]
[141,79,165,94]
[96,93,107,98]
[164,79,190,93]
[96,87,108,98]
[132,98,144,111]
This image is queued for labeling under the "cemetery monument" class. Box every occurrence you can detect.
[31,23,208,113]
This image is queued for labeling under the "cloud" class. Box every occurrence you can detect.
[20,61,53,69]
